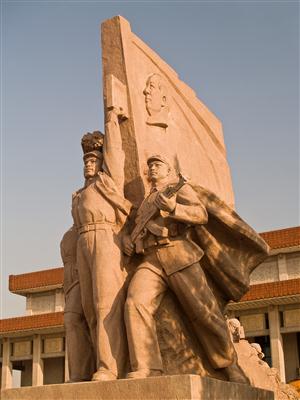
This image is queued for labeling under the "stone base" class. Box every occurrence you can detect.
[1,375,274,400]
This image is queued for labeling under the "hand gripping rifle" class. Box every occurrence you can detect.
[130,173,189,249]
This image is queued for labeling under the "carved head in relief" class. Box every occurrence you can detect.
[143,74,167,115]
[143,74,169,128]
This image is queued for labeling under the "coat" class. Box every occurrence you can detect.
[191,184,270,302]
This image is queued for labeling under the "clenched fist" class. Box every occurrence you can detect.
[154,192,176,213]
[107,106,126,123]
[122,234,135,256]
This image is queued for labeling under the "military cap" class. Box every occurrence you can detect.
[83,150,103,161]
[147,154,171,168]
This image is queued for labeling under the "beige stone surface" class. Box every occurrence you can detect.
[101,16,235,208]
[1,375,274,400]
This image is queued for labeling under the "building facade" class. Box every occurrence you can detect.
[0,227,299,389]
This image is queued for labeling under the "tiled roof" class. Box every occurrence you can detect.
[8,227,300,293]
[0,312,64,334]
[9,267,64,293]
[1,281,300,334]
[260,226,300,250]
[241,278,300,302]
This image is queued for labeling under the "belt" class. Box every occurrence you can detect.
[77,222,114,235]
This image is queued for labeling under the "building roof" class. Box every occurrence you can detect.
[9,267,64,295]
[0,312,64,336]
[1,279,300,336]
[8,226,300,294]
[260,226,300,250]
[241,278,300,302]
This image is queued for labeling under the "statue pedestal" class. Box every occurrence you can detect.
[1,374,274,400]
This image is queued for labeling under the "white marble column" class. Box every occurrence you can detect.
[268,305,286,382]
[1,338,12,389]
[32,334,43,386]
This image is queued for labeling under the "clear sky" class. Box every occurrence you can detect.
[1,1,299,318]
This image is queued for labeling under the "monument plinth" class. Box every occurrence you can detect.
[1,375,274,400]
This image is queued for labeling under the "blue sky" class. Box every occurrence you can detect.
[1,1,299,317]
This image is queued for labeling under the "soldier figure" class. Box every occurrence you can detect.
[123,155,250,383]
[71,107,132,381]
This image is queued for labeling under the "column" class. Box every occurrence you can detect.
[32,334,43,386]
[64,340,69,382]
[55,289,64,312]
[278,254,288,281]
[268,305,286,382]
[26,294,33,315]
[1,338,12,389]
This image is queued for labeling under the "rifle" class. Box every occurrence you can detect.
[130,173,188,246]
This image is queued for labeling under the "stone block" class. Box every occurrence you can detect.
[13,340,32,357]
[240,314,266,332]
[1,374,274,400]
[43,337,64,354]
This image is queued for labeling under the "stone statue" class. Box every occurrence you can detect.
[63,16,272,391]
[229,318,299,400]
[227,317,245,342]
[60,227,96,382]
[143,73,169,128]
[71,108,132,381]
[122,155,269,383]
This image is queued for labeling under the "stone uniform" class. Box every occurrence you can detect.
[72,113,131,379]
[60,227,95,381]
[125,183,236,374]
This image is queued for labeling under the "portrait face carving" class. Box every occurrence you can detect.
[143,74,167,116]
[143,74,169,129]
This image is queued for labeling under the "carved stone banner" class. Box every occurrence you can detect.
[102,16,235,208]
[100,16,270,382]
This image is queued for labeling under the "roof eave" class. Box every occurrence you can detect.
[227,294,300,311]
[10,283,63,296]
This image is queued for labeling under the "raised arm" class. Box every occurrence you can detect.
[102,107,125,194]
